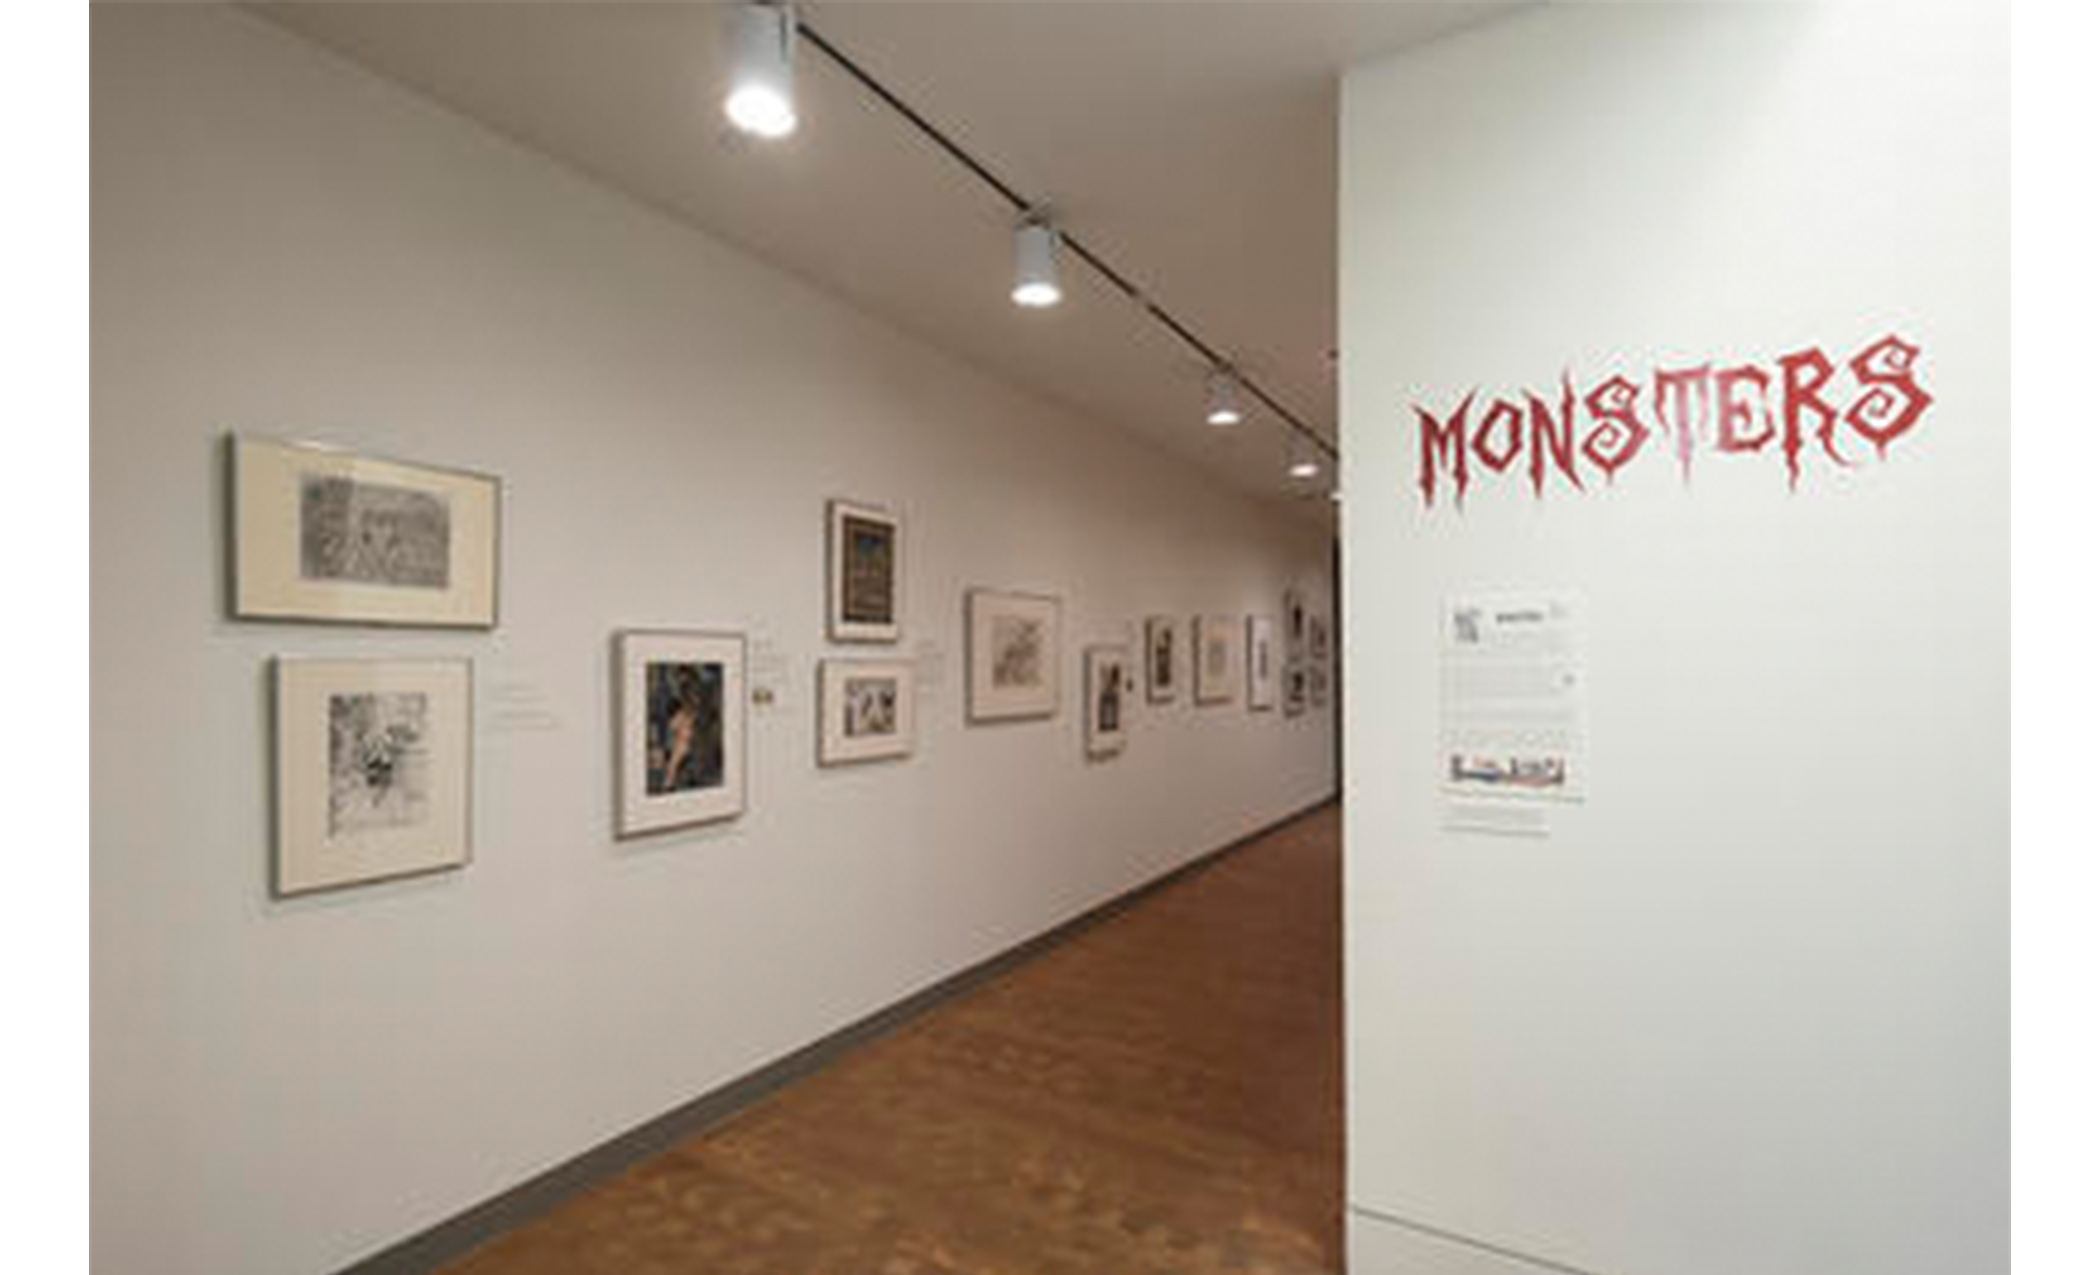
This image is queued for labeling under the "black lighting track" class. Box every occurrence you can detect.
[796,19,1339,463]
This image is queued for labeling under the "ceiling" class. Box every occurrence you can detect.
[252,1,1532,518]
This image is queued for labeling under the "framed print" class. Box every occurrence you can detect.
[1248,615,1279,710]
[1309,615,1332,707]
[827,499,901,643]
[967,589,1062,722]
[1143,615,1179,704]
[616,630,747,837]
[1284,586,1308,665]
[1194,615,1241,706]
[1085,645,1132,758]
[231,434,500,628]
[273,657,471,896]
[819,658,916,765]
[1285,662,1309,717]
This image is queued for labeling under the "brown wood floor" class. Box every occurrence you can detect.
[447,805,1342,1275]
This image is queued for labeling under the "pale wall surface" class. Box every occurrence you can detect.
[91,8,1336,1273]
[1340,3,2005,1274]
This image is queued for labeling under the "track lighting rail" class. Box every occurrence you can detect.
[795,19,1338,463]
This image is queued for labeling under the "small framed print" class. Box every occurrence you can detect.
[617,630,747,837]
[1284,662,1309,717]
[1284,586,1308,665]
[828,499,901,643]
[1143,615,1179,704]
[231,435,500,628]
[819,659,916,765]
[1194,615,1241,706]
[1085,645,1132,758]
[273,657,472,896]
[1308,615,1333,707]
[1247,615,1279,711]
[967,589,1061,722]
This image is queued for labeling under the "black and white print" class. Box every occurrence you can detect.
[326,690,431,836]
[300,474,451,590]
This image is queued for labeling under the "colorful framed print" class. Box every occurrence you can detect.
[966,589,1061,722]
[616,630,747,837]
[819,658,916,765]
[273,657,472,896]
[1247,615,1279,711]
[827,499,901,643]
[1194,615,1241,706]
[1085,645,1132,758]
[231,435,499,628]
[1143,615,1179,704]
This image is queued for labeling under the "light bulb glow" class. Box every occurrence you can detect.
[1205,369,1242,427]
[1012,221,1062,308]
[1290,458,1320,480]
[726,4,797,139]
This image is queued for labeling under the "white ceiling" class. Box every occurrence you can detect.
[252,1,1532,518]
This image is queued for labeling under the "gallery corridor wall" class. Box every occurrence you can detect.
[1339,3,2006,1274]
[90,7,1337,1273]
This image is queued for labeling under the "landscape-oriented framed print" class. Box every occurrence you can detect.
[230,435,500,628]
[1085,645,1131,758]
[1144,615,1179,704]
[819,658,916,765]
[273,657,472,896]
[1248,615,1279,710]
[967,589,1061,722]
[827,499,901,643]
[616,630,747,837]
[1194,615,1241,706]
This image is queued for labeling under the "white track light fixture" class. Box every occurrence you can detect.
[726,3,798,140]
[1288,434,1321,481]
[1011,218,1063,308]
[1205,368,1244,427]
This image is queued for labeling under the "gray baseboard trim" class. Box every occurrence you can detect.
[338,796,1337,1275]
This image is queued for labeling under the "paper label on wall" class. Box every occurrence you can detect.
[483,679,563,734]
[1440,592,1585,801]
[913,639,946,702]
[748,636,791,715]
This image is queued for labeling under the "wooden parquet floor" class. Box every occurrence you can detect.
[445,805,1342,1275]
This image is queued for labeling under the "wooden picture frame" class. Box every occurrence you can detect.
[827,499,901,643]
[966,589,1061,722]
[273,657,472,896]
[818,658,916,765]
[616,630,747,837]
[231,434,500,629]
[1085,645,1132,759]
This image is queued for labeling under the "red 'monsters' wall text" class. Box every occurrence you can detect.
[1413,334,1930,508]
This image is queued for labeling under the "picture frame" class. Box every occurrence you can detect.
[1248,614,1279,710]
[230,434,500,629]
[1309,614,1332,707]
[616,630,747,837]
[826,498,901,644]
[1285,661,1309,717]
[1143,615,1179,704]
[1194,615,1241,706]
[818,658,916,765]
[1284,585,1308,666]
[273,657,472,896]
[1085,645,1132,758]
[966,589,1062,722]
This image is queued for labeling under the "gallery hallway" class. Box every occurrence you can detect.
[443,805,1342,1275]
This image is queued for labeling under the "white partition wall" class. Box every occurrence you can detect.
[90,8,1336,1273]
[1340,4,2006,1274]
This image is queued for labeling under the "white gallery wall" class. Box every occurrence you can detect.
[1340,3,2005,1274]
[90,7,1335,1273]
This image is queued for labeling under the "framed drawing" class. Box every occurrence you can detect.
[1194,615,1241,706]
[230,435,500,628]
[273,657,472,896]
[1143,615,1179,704]
[819,658,916,765]
[1284,586,1308,665]
[827,499,901,643]
[1248,615,1279,710]
[1285,662,1309,717]
[966,589,1061,722]
[1085,645,1131,758]
[616,630,747,837]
